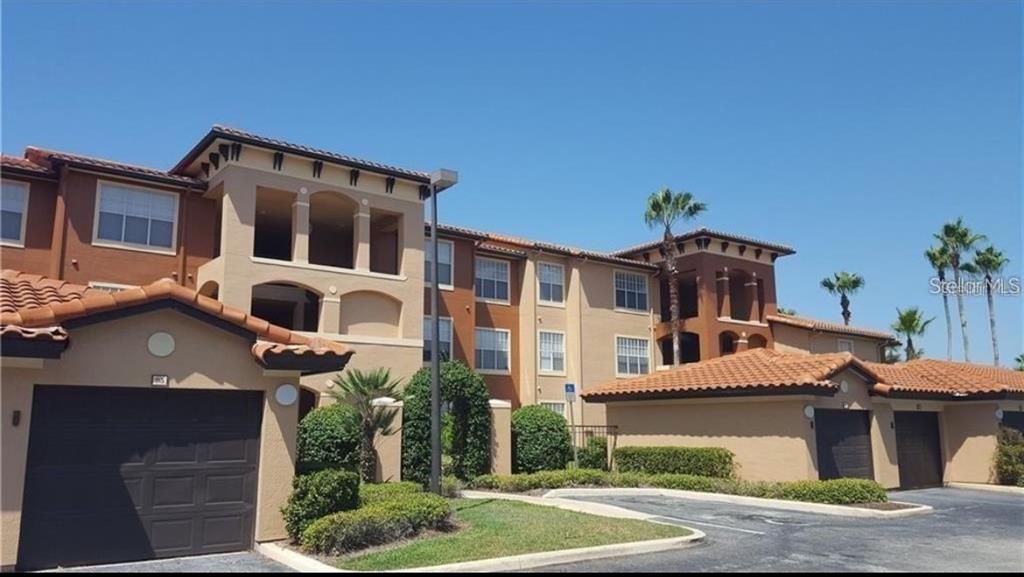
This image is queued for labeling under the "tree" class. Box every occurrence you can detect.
[644,187,707,365]
[963,246,1009,366]
[925,245,954,361]
[891,307,934,361]
[326,368,404,483]
[776,307,798,316]
[1015,354,1024,372]
[820,272,865,325]
[934,218,986,362]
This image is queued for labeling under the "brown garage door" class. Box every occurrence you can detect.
[895,411,943,489]
[1002,411,1024,434]
[17,386,263,571]
[815,409,874,480]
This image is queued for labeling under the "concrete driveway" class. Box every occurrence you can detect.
[47,552,293,573]
[535,487,1023,572]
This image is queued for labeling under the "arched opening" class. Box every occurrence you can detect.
[719,331,740,356]
[309,192,357,269]
[729,269,752,321]
[298,386,318,423]
[660,332,701,365]
[659,269,699,322]
[339,290,402,338]
[254,188,295,261]
[250,282,321,331]
[748,334,768,349]
[370,208,402,275]
[198,280,219,300]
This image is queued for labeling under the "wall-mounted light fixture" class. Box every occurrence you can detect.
[275,384,298,406]
[995,409,1004,421]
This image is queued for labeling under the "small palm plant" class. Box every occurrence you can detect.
[820,272,865,325]
[891,307,934,361]
[963,246,1009,366]
[925,245,954,361]
[327,368,404,483]
[1015,353,1024,372]
[644,187,707,365]
[934,218,986,362]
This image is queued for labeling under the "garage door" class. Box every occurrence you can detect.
[1002,411,1024,434]
[895,411,943,489]
[815,409,874,480]
[17,386,263,571]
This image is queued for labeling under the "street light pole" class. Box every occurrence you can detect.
[428,169,457,495]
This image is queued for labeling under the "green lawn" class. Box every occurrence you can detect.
[337,498,690,571]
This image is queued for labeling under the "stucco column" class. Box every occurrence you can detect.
[746,273,760,322]
[372,398,404,482]
[566,260,585,426]
[489,399,512,475]
[735,332,749,352]
[354,208,371,271]
[320,295,341,333]
[291,189,310,263]
[518,259,538,406]
[717,269,731,319]
[218,172,256,259]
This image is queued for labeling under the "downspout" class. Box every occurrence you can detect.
[48,163,70,280]
[177,184,192,285]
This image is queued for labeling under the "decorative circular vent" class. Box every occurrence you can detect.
[147,332,175,358]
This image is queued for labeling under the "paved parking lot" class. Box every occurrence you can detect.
[48,552,292,573]
[536,487,1023,572]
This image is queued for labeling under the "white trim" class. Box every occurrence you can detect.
[474,326,512,374]
[612,268,651,314]
[477,369,513,376]
[91,179,180,254]
[614,334,651,378]
[474,255,511,304]
[538,399,568,417]
[537,328,567,376]
[717,317,769,328]
[0,179,30,247]
[249,256,409,282]
[537,260,566,307]
[422,315,454,365]
[425,238,455,290]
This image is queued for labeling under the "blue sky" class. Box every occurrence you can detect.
[3,1,1021,365]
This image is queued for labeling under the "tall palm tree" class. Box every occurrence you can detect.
[963,246,1009,366]
[925,245,954,361]
[820,272,865,325]
[644,187,707,366]
[327,368,404,483]
[934,218,986,362]
[891,307,934,361]
[1015,353,1024,372]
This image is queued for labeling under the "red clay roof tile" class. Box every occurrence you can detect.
[767,313,898,342]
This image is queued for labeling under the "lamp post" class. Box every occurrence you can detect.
[428,168,458,494]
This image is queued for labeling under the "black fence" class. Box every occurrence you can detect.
[569,425,618,468]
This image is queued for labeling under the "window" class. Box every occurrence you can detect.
[475,257,510,302]
[1,180,29,245]
[837,339,855,353]
[539,331,566,374]
[423,317,453,362]
[425,239,454,287]
[538,262,565,304]
[95,183,178,251]
[616,336,650,376]
[539,401,566,417]
[614,270,648,311]
[475,327,510,372]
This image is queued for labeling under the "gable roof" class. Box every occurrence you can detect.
[0,270,352,374]
[23,147,206,189]
[865,358,1024,398]
[767,313,898,342]
[613,227,796,258]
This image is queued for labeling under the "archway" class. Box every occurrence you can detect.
[250,282,321,331]
[309,191,358,269]
[719,331,740,356]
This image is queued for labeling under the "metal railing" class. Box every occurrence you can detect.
[569,425,618,469]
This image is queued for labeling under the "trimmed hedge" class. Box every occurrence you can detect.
[995,427,1024,486]
[300,493,453,554]
[296,403,360,474]
[512,405,573,473]
[466,469,888,505]
[577,437,609,471]
[359,481,422,506]
[614,446,735,478]
[282,469,360,540]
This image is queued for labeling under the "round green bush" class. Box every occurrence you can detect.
[511,405,572,473]
[402,361,492,484]
[577,437,609,471]
[300,492,453,554]
[296,403,360,474]
[281,468,360,540]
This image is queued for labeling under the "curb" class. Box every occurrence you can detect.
[257,542,341,573]
[946,482,1024,495]
[540,487,933,519]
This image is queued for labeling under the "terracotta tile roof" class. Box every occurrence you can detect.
[476,243,528,259]
[24,147,205,189]
[767,313,898,342]
[613,227,796,258]
[431,223,659,270]
[1,155,54,176]
[172,125,430,182]
[0,270,352,372]
[865,359,1024,397]
[583,348,875,400]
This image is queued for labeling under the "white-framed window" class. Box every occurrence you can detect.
[616,336,650,376]
[539,401,567,418]
[475,257,510,303]
[425,238,454,288]
[538,330,566,374]
[538,261,565,305]
[614,270,649,312]
[1,180,29,246]
[94,182,178,252]
[423,316,453,362]
[837,339,855,353]
[475,327,510,373]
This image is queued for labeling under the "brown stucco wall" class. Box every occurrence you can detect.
[0,175,57,275]
[772,323,886,362]
[476,257,521,406]
[941,403,1000,484]
[0,309,299,569]
[426,235,478,368]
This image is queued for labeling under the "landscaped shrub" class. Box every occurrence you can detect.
[470,468,611,492]
[300,493,453,554]
[282,469,360,540]
[995,427,1024,486]
[403,361,492,484]
[614,446,735,478]
[359,481,422,505]
[442,475,463,498]
[296,403,360,474]
[511,405,573,473]
[776,478,888,505]
[577,437,609,471]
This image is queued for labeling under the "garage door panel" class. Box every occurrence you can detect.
[17,386,263,571]
[815,409,874,480]
[895,411,943,489]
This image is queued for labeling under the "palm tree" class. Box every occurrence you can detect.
[777,306,798,316]
[891,307,934,361]
[820,272,865,325]
[963,246,1009,366]
[1015,353,1024,372]
[935,218,986,362]
[925,245,954,361]
[644,187,707,365]
[327,368,404,483]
